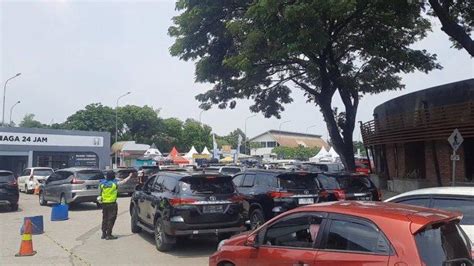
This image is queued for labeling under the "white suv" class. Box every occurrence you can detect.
[18,167,54,194]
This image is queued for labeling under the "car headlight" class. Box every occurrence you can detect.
[217,239,227,251]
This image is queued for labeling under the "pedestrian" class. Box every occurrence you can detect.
[99,170,133,240]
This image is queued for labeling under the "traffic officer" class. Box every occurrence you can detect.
[99,171,133,240]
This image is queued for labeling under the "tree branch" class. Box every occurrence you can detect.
[429,0,474,56]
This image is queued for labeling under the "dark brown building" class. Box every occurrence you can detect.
[361,79,474,193]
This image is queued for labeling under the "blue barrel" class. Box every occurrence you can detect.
[51,204,69,221]
[20,216,44,235]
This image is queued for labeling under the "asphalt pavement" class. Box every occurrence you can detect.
[0,194,215,266]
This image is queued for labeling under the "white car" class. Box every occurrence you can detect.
[18,167,54,194]
[385,186,474,247]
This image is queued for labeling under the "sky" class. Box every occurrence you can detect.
[1,0,473,141]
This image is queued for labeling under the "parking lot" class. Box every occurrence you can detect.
[0,194,216,266]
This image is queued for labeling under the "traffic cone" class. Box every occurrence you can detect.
[15,219,37,257]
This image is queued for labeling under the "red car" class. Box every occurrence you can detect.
[210,201,472,266]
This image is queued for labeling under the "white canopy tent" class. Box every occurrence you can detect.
[201,147,211,155]
[184,146,199,159]
[309,147,329,162]
[144,144,162,157]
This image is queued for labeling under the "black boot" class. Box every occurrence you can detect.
[101,232,106,239]
[106,235,118,240]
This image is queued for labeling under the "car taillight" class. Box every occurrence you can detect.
[71,178,85,184]
[169,198,197,206]
[268,191,294,198]
[334,189,346,200]
[230,194,245,203]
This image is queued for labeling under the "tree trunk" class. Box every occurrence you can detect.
[318,99,357,172]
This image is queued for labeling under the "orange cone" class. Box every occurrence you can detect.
[15,219,37,257]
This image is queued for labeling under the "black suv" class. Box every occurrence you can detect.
[0,170,19,211]
[232,170,326,230]
[315,173,381,201]
[129,172,246,251]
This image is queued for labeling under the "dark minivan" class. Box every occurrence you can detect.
[316,173,381,201]
[232,170,327,230]
[129,172,246,251]
[0,170,19,211]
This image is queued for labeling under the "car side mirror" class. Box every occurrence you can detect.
[245,234,259,248]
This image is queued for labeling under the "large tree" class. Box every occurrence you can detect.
[118,105,163,144]
[19,114,48,128]
[422,0,473,56]
[169,0,440,170]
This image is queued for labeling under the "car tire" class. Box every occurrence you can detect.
[250,209,265,230]
[219,262,235,266]
[131,206,142,233]
[59,194,67,205]
[11,203,18,211]
[154,217,174,252]
[39,191,47,206]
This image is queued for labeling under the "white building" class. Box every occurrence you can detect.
[249,130,328,157]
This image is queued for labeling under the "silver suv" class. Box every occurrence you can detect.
[39,167,104,206]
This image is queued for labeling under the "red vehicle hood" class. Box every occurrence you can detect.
[224,231,251,246]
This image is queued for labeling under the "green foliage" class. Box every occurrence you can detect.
[62,103,116,133]
[118,105,162,144]
[19,114,48,128]
[216,128,245,151]
[181,119,213,152]
[169,0,441,170]
[353,141,367,156]
[272,146,320,161]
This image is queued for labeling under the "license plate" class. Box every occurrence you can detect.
[202,205,224,213]
[87,185,98,189]
[298,198,314,205]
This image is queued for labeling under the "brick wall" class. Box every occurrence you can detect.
[382,140,466,186]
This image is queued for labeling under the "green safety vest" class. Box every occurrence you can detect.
[100,183,118,203]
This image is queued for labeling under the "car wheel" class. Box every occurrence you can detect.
[131,206,142,233]
[39,191,47,206]
[60,194,67,205]
[11,203,18,211]
[154,217,174,251]
[250,209,265,230]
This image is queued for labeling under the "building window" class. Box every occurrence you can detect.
[267,141,277,148]
[260,142,267,148]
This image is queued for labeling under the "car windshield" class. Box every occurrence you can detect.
[76,170,104,180]
[180,176,235,195]
[432,198,474,225]
[143,168,159,175]
[0,172,14,182]
[415,222,471,266]
[34,169,53,176]
[317,175,373,190]
[278,173,318,190]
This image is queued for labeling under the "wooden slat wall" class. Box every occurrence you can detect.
[361,101,474,146]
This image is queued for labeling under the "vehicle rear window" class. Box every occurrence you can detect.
[303,164,328,172]
[317,175,374,190]
[278,173,319,190]
[34,169,53,176]
[143,168,159,175]
[76,170,104,180]
[415,222,471,266]
[0,172,15,182]
[180,176,235,195]
[220,167,241,175]
[432,198,474,225]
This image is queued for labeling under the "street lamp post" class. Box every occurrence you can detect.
[2,73,21,126]
[244,114,257,155]
[199,110,205,126]
[305,124,318,134]
[9,100,20,125]
[115,91,131,167]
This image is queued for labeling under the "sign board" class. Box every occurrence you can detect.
[448,129,464,152]
[0,132,104,147]
[450,154,460,161]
